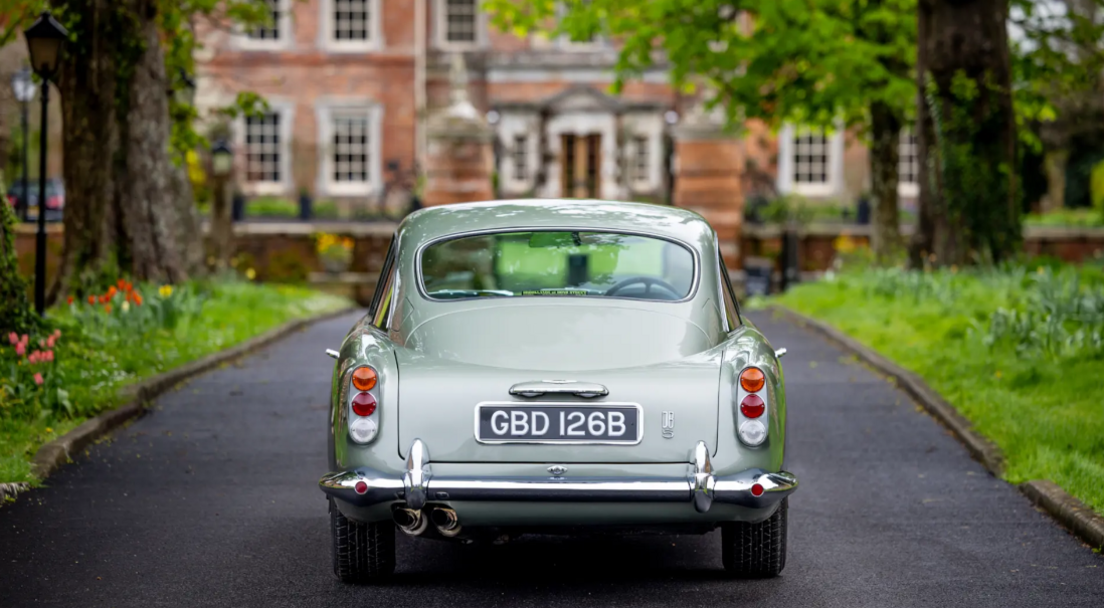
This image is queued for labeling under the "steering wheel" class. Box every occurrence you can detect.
[604,276,682,299]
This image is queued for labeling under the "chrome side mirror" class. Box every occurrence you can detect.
[774,347,787,359]
[325,349,340,360]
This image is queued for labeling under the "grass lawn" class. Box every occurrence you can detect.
[1,280,351,488]
[767,261,1104,513]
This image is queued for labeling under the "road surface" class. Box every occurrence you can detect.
[2,310,1101,607]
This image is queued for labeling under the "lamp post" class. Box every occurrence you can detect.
[10,67,36,222]
[23,11,67,316]
[210,140,235,268]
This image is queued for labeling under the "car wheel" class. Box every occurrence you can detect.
[330,497,396,582]
[721,497,788,578]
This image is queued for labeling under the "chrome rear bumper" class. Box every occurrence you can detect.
[319,439,798,514]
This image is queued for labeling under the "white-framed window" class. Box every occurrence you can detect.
[898,129,919,197]
[316,102,383,197]
[245,112,283,183]
[777,124,843,197]
[793,132,829,186]
[512,135,529,183]
[321,0,381,52]
[237,0,292,50]
[630,135,649,186]
[436,0,484,49]
[496,112,539,194]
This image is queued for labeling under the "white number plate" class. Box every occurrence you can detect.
[474,402,642,445]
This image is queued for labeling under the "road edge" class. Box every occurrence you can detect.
[766,304,1104,551]
[27,305,360,483]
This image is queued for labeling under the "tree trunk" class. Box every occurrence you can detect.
[48,0,123,301]
[912,0,1019,267]
[869,101,903,264]
[49,0,203,300]
[1041,149,1069,213]
[119,0,190,284]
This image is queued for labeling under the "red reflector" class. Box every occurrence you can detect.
[740,394,765,418]
[751,483,764,497]
[351,392,377,417]
[354,481,368,495]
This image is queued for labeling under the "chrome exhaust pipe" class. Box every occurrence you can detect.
[430,507,461,537]
[393,507,428,536]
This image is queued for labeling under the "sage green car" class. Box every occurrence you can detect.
[320,200,797,581]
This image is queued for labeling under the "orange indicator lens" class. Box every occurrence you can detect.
[740,367,765,393]
[352,366,378,391]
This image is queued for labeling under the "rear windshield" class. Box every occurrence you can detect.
[420,231,695,302]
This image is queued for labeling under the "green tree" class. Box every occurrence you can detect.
[0,0,270,301]
[488,0,1104,267]
[488,0,917,264]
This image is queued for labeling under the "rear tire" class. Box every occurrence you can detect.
[721,498,788,578]
[330,497,396,582]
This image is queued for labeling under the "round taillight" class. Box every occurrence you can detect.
[351,392,377,417]
[740,394,765,418]
[740,367,765,392]
[354,481,368,494]
[352,366,378,391]
[751,483,764,497]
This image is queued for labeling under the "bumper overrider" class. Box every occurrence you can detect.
[319,439,798,514]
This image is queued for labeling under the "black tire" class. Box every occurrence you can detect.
[721,498,788,578]
[330,497,396,582]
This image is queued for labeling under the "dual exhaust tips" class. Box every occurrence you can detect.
[394,506,460,537]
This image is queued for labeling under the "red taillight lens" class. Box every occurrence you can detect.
[46,196,61,209]
[751,483,764,497]
[740,394,765,418]
[352,366,377,391]
[351,392,377,417]
[740,367,765,392]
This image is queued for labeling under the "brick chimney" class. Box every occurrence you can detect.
[423,54,495,206]
[671,94,744,267]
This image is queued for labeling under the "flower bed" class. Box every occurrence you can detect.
[1,279,351,487]
[765,260,1104,513]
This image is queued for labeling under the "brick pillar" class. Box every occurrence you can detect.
[423,54,494,207]
[672,100,744,268]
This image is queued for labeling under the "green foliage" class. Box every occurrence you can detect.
[487,0,917,135]
[246,196,339,219]
[775,260,1104,513]
[0,200,37,337]
[1024,208,1104,228]
[0,278,350,484]
[1092,160,1104,220]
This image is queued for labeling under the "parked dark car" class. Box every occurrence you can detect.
[5,178,65,222]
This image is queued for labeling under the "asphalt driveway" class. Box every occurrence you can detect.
[1,310,1101,607]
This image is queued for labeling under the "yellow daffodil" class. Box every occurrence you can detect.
[159,285,174,298]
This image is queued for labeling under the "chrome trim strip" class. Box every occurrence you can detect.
[508,380,609,399]
[472,401,644,445]
[413,226,702,305]
[320,467,797,511]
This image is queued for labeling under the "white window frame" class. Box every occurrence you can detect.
[435,0,486,51]
[238,102,295,196]
[776,123,844,198]
[319,0,383,53]
[898,128,919,198]
[495,111,540,194]
[623,113,664,192]
[315,100,383,198]
[235,0,293,51]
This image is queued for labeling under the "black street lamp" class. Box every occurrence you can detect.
[23,11,67,316]
[10,67,36,222]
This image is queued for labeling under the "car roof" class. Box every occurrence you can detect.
[396,199,714,250]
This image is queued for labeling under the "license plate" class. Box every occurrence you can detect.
[474,402,642,445]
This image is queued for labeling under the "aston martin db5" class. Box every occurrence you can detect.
[320,200,797,581]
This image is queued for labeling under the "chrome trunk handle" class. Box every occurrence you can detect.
[509,380,609,399]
